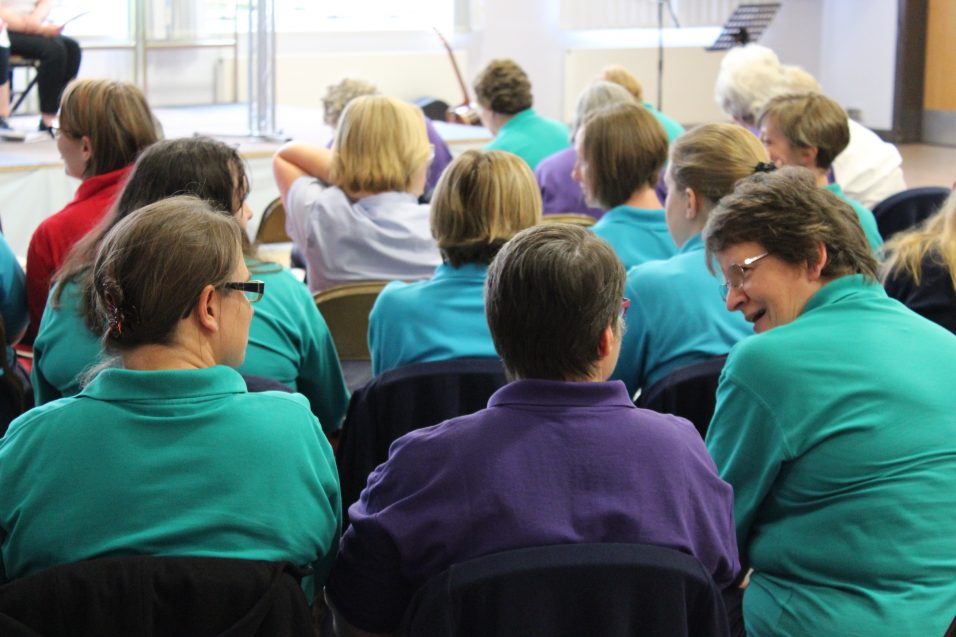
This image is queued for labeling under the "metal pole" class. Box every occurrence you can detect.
[246,0,283,140]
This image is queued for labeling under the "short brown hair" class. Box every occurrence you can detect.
[57,79,160,179]
[703,167,878,280]
[91,196,243,353]
[473,58,532,115]
[670,123,769,209]
[758,93,849,169]
[431,150,542,267]
[581,102,668,209]
[330,95,431,195]
[486,224,625,381]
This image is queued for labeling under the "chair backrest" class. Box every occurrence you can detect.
[255,197,292,245]
[872,186,950,240]
[336,357,507,523]
[313,281,389,361]
[0,556,315,637]
[637,355,728,439]
[541,212,597,227]
[398,543,729,637]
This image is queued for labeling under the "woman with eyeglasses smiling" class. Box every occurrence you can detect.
[702,167,956,637]
[33,137,350,434]
[0,196,341,600]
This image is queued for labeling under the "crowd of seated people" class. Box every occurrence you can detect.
[0,41,954,637]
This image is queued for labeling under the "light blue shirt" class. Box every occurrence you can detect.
[592,205,676,270]
[824,182,883,253]
[368,262,497,375]
[612,234,752,396]
[484,108,570,169]
[286,180,441,293]
[643,102,685,144]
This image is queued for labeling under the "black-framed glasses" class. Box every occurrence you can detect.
[719,252,769,301]
[224,280,264,303]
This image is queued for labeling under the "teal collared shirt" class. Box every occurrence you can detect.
[824,182,883,253]
[706,274,956,636]
[369,262,498,375]
[484,108,570,169]
[642,101,685,144]
[1,365,341,599]
[592,205,676,270]
[612,234,751,396]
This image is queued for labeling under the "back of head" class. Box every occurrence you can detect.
[670,122,769,208]
[581,102,668,208]
[92,196,242,353]
[58,78,160,179]
[486,224,625,381]
[322,78,379,128]
[758,93,849,169]
[599,64,643,102]
[704,166,878,280]
[781,65,822,94]
[570,80,636,140]
[330,95,430,195]
[883,189,956,290]
[431,150,542,267]
[473,58,533,115]
[714,44,785,125]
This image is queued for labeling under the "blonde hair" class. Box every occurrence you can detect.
[322,78,378,128]
[330,95,431,196]
[758,93,849,169]
[600,64,643,102]
[58,78,160,179]
[473,58,533,115]
[581,102,668,209]
[430,150,542,267]
[883,190,956,291]
[670,123,769,213]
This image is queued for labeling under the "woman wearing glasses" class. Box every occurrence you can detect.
[0,197,341,596]
[703,167,956,637]
[274,95,441,292]
[24,79,159,341]
[611,123,763,397]
[33,137,350,434]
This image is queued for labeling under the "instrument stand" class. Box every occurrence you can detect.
[707,3,782,51]
[656,0,681,112]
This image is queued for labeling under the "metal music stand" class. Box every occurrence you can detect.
[707,3,781,51]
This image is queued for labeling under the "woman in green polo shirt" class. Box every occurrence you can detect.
[703,167,956,637]
[0,197,341,599]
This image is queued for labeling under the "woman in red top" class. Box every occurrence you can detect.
[24,78,159,340]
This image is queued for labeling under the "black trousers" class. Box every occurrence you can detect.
[7,31,82,114]
[0,47,9,85]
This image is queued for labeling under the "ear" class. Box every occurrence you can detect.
[800,145,819,170]
[597,323,615,360]
[685,187,701,221]
[193,284,221,333]
[79,135,93,164]
[807,243,827,280]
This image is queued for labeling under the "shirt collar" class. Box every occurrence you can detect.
[433,262,489,280]
[73,165,132,201]
[604,205,666,221]
[823,182,845,198]
[500,108,535,132]
[489,379,635,409]
[79,366,248,402]
[678,233,704,255]
[801,274,884,317]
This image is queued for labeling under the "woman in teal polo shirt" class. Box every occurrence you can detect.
[368,150,541,375]
[611,123,759,397]
[32,137,349,433]
[574,102,676,270]
[0,197,341,597]
[704,167,956,637]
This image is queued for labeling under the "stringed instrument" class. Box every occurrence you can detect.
[433,27,482,126]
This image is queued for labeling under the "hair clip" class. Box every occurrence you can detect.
[754,162,777,174]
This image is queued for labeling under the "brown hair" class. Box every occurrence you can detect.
[57,79,160,179]
[486,224,625,381]
[883,189,956,291]
[703,167,879,280]
[669,123,769,211]
[600,64,643,102]
[580,102,668,209]
[430,150,542,266]
[473,58,533,115]
[91,196,243,353]
[330,95,431,196]
[758,93,849,169]
[54,137,272,327]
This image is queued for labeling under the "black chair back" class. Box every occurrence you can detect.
[336,358,507,524]
[872,186,950,240]
[0,556,315,637]
[637,355,728,439]
[398,543,729,637]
